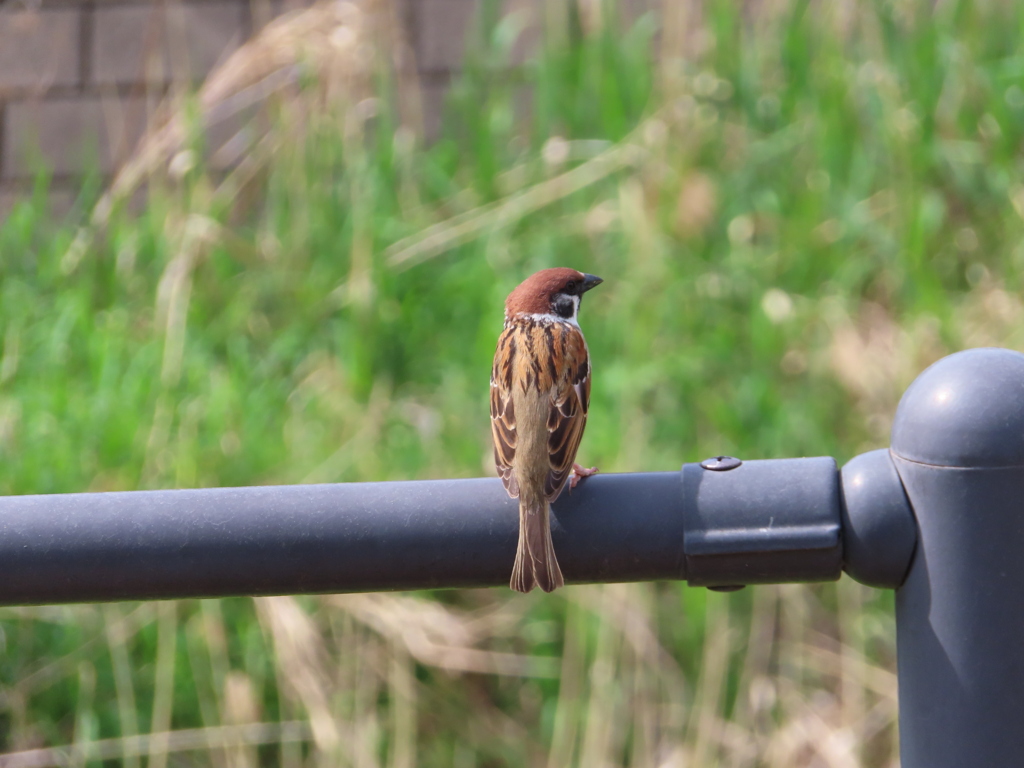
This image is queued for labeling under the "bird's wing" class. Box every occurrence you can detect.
[545,326,590,501]
[490,327,519,497]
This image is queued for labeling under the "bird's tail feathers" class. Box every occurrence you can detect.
[510,498,564,593]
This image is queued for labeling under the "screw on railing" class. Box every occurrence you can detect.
[0,347,1019,767]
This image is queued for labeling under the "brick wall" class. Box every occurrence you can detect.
[0,0,471,216]
[0,0,252,215]
[0,0,656,218]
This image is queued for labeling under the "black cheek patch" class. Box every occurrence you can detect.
[552,294,575,318]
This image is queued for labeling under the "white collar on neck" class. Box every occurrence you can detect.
[507,310,579,328]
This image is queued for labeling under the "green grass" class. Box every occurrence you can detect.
[1,0,1024,764]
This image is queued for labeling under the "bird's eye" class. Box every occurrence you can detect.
[565,281,578,293]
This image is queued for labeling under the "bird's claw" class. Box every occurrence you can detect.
[569,463,599,490]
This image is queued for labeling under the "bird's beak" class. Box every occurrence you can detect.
[581,274,603,293]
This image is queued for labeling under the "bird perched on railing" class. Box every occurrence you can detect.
[490,268,603,593]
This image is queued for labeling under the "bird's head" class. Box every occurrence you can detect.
[504,268,603,324]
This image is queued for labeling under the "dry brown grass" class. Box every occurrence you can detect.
[0,582,900,766]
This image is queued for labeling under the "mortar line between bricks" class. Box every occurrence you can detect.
[408,0,421,69]
[242,0,252,39]
[0,103,5,183]
[41,0,247,6]
[0,85,170,101]
[80,0,94,90]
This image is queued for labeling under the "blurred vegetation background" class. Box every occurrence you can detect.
[2,0,1024,764]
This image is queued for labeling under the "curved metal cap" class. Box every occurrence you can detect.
[891,347,1024,468]
[840,449,916,588]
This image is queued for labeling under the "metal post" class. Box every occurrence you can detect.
[888,347,1024,768]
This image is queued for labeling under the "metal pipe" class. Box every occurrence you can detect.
[0,473,686,604]
[681,456,842,588]
[889,347,1024,768]
[0,455,852,605]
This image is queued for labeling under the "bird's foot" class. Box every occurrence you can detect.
[569,463,599,490]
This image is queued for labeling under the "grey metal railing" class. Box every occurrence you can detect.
[1,346,1021,768]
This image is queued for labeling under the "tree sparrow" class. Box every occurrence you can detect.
[490,268,603,593]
